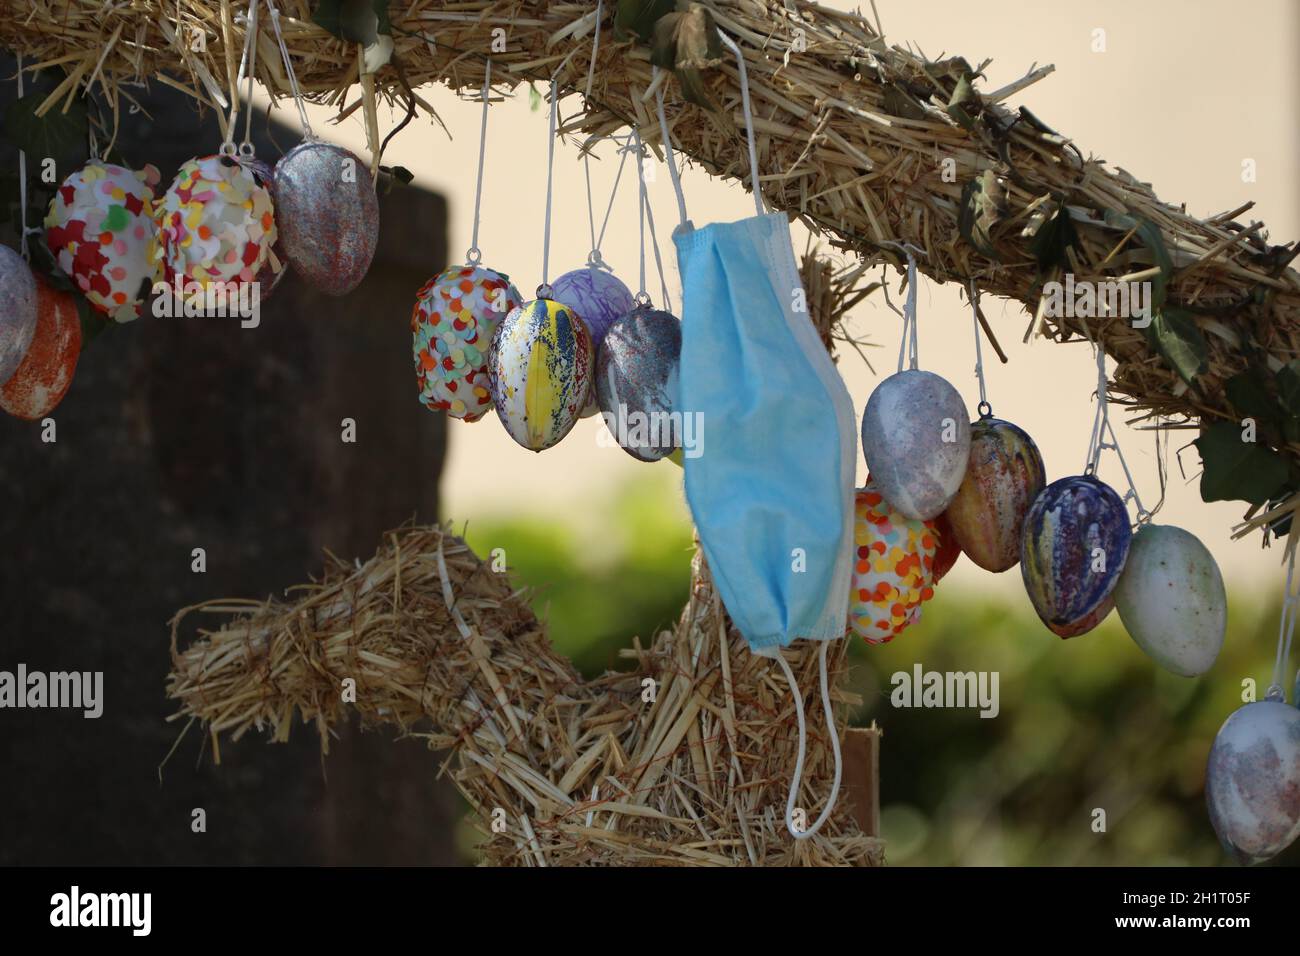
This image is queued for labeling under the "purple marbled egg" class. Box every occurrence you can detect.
[1020,474,1131,634]
[1207,700,1300,864]
[273,141,378,297]
[0,245,38,386]
[550,267,634,352]
[241,157,288,300]
[860,369,970,520]
[595,304,681,462]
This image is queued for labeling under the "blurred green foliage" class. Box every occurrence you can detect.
[459,483,1297,867]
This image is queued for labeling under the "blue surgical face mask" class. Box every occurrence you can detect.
[656,40,855,841]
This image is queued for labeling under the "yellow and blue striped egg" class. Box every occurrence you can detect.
[488,297,593,451]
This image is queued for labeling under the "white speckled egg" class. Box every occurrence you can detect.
[861,369,970,520]
[154,154,276,293]
[1206,700,1300,864]
[44,160,160,322]
[1114,524,1226,676]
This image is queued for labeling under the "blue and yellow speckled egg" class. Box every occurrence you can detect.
[860,369,970,521]
[550,267,635,353]
[595,304,681,462]
[488,297,593,450]
[1207,700,1300,864]
[945,418,1046,572]
[849,483,938,645]
[1020,474,1131,635]
[413,265,523,422]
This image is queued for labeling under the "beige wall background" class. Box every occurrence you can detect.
[261,0,1299,596]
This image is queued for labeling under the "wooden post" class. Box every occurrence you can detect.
[842,723,881,837]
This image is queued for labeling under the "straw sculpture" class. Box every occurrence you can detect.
[6,0,1299,534]
[7,0,1297,863]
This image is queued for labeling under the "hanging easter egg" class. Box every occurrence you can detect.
[0,274,81,420]
[240,157,288,300]
[1113,524,1227,676]
[155,155,276,297]
[931,510,962,584]
[412,265,524,422]
[595,304,681,462]
[1020,475,1131,632]
[1047,595,1114,639]
[861,369,970,521]
[945,417,1046,573]
[849,483,938,645]
[550,266,635,353]
[43,160,159,322]
[0,246,37,386]
[488,297,593,451]
[1206,699,1300,864]
[273,141,379,296]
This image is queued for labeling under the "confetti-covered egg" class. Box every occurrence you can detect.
[945,417,1046,573]
[861,369,970,521]
[1047,594,1114,639]
[1020,474,1131,633]
[412,265,523,422]
[241,157,288,300]
[931,510,962,583]
[44,160,159,322]
[273,141,378,296]
[1114,524,1227,676]
[595,304,681,462]
[849,483,938,644]
[550,267,635,353]
[0,245,37,385]
[1206,700,1300,864]
[0,274,81,420]
[155,154,276,293]
[488,297,593,451]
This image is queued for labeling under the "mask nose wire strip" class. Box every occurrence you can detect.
[652,67,689,229]
[774,642,843,840]
[716,29,765,218]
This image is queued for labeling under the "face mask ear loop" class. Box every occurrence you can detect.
[716,29,764,218]
[652,68,689,229]
[775,642,843,841]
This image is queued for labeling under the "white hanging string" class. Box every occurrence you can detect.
[969,279,991,417]
[643,183,672,312]
[632,126,649,305]
[581,136,631,270]
[1084,344,1150,522]
[15,54,39,261]
[775,643,843,841]
[239,0,260,155]
[1269,545,1298,701]
[652,69,689,228]
[878,242,922,374]
[538,75,559,296]
[465,59,492,265]
[223,0,259,156]
[265,0,315,140]
[716,30,764,218]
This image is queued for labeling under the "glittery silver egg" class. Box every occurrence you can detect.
[860,369,970,520]
[0,246,38,386]
[596,304,681,462]
[273,141,378,296]
[1206,700,1300,864]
